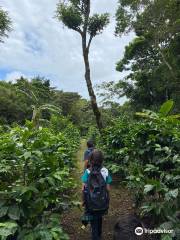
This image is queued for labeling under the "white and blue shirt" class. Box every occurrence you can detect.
[81,167,112,184]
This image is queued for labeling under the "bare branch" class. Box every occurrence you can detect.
[76,27,83,35]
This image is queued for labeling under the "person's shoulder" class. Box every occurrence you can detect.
[81,169,90,182]
[101,166,108,171]
[84,149,90,160]
[101,166,112,184]
[86,169,90,174]
[84,149,89,154]
[101,167,109,175]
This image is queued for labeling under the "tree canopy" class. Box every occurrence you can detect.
[56,0,109,40]
[0,7,11,42]
[99,0,180,112]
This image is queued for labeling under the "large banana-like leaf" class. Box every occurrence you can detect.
[159,100,174,117]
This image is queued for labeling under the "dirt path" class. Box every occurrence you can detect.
[61,140,134,240]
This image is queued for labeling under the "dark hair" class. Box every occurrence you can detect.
[87,139,94,148]
[89,150,104,168]
[113,214,145,240]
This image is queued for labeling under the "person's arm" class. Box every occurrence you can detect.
[82,183,85,191]
[82,183,85,206]
[81,170,88,206]
[83,150,89,169]
[106,184,111,191]
[106,171,112,191]
[84,159,88,169]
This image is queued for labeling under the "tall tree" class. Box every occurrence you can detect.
[56,0,109,132]
[0,7,11,42]
[113,0,180,111]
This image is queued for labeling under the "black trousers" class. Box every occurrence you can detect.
[90,216,102,240]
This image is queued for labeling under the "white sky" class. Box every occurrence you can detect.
[0,0,134,101]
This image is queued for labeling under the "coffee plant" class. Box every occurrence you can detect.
[102,101,180,240]
[0,121,80,240]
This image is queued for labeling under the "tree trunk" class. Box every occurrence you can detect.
[80,0,103,132]
[82,45,103,132]
[31,107,40,129]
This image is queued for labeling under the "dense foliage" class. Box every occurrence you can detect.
[0,1,179,240]
[115,0,180,111]
[0,121,80,240]
[102,101,180,239]
[98,0,180,113]
[0,7,11,42]
[0,77,124,135]
[0,77,97,134]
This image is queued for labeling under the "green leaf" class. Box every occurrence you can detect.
[159,100,174,116]
[144,184,154,194]
[17,230,35,240]
[165,189,178,201]
[38,230,52,240]
[0,200,6,208]
[161,234,173,240]
[23,151,31,160]
[0,206,8,217]
[144,164,159,172]
[53,172,62,181]
[33,150,42,157]
[71,201,81,207]
[167,114,180,119]
[159,221,173,230]
[0,221,18,237]
[8,205,20,220]
[23,233,35,240]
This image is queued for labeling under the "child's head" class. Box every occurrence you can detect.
[113,214,145,240]
[87,139,94,148]
[89,149,104,168]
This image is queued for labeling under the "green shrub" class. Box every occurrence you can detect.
[86,126,100,146]
[0,122,80,239]
[102,101,180,239]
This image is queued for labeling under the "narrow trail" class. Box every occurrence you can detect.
[61,140,134,240]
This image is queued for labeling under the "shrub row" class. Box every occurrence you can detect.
[0,121,80,240]
[102,104,180,240]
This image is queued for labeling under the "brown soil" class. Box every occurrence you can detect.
[61,140,134,240]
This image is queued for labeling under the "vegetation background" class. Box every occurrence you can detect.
[0,1,179,240]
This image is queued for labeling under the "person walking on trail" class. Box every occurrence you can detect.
[83,140,95,170]
[81,150,112,240]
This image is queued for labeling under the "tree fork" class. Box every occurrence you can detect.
[56,0,110,132]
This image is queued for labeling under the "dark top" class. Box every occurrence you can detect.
[83,147,94,161]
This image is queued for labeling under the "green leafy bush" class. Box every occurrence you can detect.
[0,122,80,239]
[86,126,100,146]
[102,101,180,239]
[49,115,80,153]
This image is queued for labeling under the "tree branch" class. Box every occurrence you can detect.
[76,27,83,35]
[83,0,90,47]
[154,29,177,81]
[87,35,93,51]
[159,49,176,80]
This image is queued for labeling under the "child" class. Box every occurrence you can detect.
[81,150,112,240]
[83,140,94,170]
